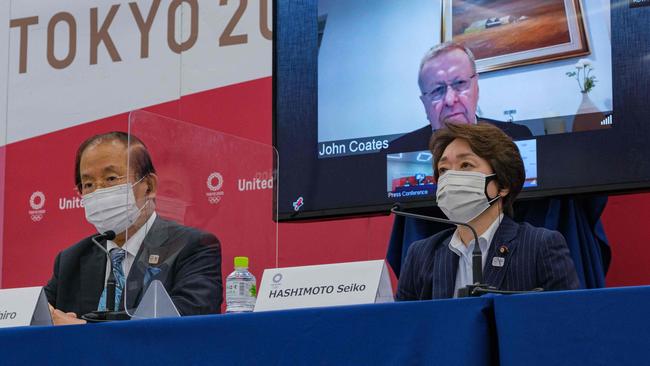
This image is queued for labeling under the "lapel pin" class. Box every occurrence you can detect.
[498,245,509,255]
[492,257,505,267]
[148,254,160,265]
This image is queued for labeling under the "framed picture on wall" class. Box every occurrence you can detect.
[442,0,591,73]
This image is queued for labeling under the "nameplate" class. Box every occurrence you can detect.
[0,286,52,328]
[254,260,393,312]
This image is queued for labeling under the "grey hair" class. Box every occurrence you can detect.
[419,42,477,75]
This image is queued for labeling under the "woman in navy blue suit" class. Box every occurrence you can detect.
[396,122,580,300]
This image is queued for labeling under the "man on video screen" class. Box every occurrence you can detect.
[388,42,532,153]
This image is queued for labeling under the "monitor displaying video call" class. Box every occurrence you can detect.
[274,0,650,220]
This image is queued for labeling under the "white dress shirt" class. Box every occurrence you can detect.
[448,214,503,298]
[103,212,157,285]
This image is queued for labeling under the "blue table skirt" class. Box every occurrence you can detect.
[494,286,650,366]
[1,297,495,366]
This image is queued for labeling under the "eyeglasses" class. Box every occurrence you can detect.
[421,74,477,102]
[79,175,129,195]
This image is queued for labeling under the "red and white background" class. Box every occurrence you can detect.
[0,0,648,293]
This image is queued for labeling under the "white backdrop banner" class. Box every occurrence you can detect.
[4,0,272,144]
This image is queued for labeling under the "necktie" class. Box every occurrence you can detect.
[98,248,127,311]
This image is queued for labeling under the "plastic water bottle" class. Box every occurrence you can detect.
[225,256,257,313]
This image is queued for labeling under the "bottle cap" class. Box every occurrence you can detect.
[234,256,249,268]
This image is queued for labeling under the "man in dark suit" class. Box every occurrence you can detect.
[396,123,579,300]
[45,132,222,324]
[387,42,531,154]
[388,119,531,153]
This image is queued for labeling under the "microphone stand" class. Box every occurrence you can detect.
[106,263,117,311]
[391,205,542,297]
[81,231,131,322]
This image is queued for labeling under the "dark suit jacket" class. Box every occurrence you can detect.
[386,118,533,154]
[395,215,580,300]
[44,216,223,316]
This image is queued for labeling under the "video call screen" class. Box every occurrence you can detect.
[275,0,650,220]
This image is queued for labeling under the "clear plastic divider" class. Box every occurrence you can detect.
[124,110,278,317]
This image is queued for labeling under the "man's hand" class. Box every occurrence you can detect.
[48,303,86,325]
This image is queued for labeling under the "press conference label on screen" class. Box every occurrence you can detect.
[0,286,52,328]
[254,260,394,312]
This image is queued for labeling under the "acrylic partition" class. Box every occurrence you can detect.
[124,110,278,316]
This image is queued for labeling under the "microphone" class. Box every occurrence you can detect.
[91,230,116,254]
[91,231,118,311]
[391,204,483,286]
[81,231,130,322]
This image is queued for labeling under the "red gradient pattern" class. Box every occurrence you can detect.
[602,193,650,287]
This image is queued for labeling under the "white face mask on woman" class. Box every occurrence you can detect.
[81,177,147,235]
[436,170,500,223]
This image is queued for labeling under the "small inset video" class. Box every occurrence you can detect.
[386,151,436,199]
[386,139,538,200]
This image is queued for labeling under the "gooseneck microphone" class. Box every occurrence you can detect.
[390,204,543,297]
[82,231,130,322]
[90,230,116,253]
[91,231,117,311]
[391,204,483,286]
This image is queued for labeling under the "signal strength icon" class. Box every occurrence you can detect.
[600,115,613,126]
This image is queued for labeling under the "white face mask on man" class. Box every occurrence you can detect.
[81,176,147,235]
[435,170,501,223]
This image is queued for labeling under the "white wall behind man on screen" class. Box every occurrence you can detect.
[317,0,612,142]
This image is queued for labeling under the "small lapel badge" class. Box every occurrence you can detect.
[492,257,505,267]
[148,254,160,265]
[498,245,509,255]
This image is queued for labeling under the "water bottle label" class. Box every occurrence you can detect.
[226,281,257,299]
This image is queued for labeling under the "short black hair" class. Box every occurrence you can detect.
[430,122,525,217]
[74,131,156,192]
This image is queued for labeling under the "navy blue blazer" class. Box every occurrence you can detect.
[396,215,580,300]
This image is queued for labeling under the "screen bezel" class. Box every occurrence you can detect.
[273,0,650,222]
